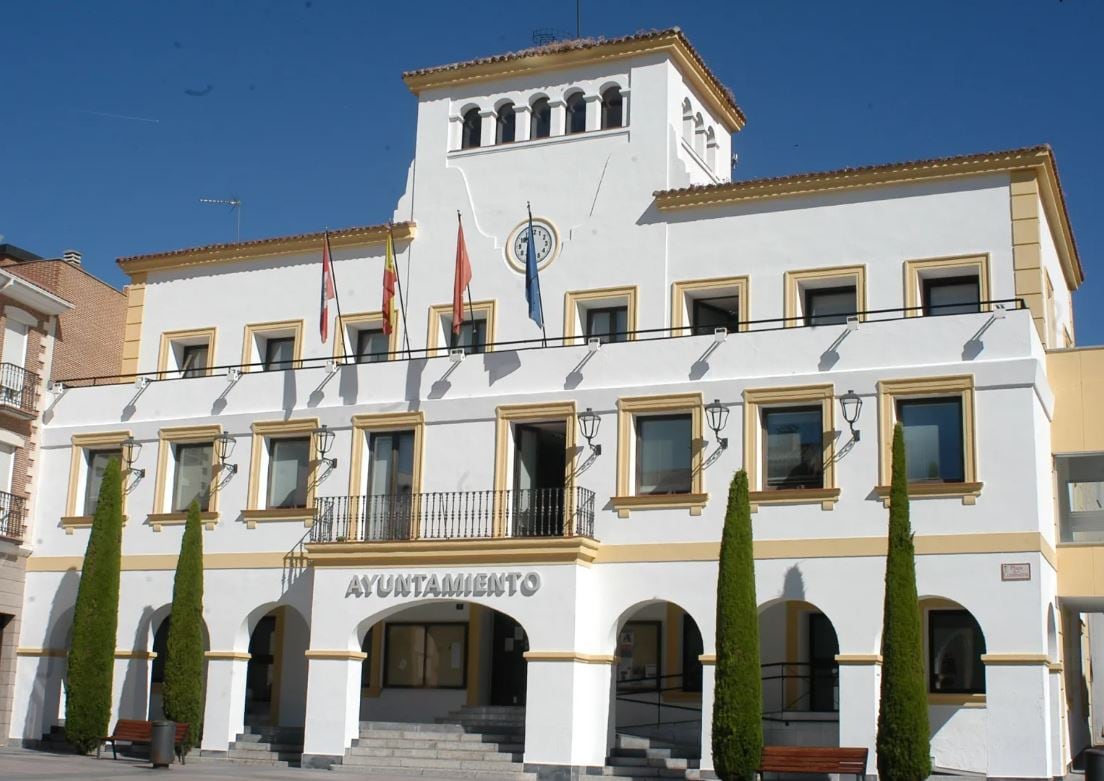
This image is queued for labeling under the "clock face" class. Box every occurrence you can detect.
[506,219,558,272]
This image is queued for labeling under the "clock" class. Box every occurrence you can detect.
[505,218,559,273]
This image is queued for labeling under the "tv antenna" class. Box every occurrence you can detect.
[199,197,242,242]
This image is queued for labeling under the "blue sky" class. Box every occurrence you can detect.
[2,1,1101,340]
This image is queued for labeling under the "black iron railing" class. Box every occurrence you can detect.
[0,363,39,415]
[761,661,840,723]
[0,490,27,541]
[310,487,596,543]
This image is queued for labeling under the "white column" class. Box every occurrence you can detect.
[200,653,250,753]
[698,660,715,771]
[523,657,612,769]
[479,110,496,147]
[549,100,566,137]
[836,656,880,771]
[514,105,532,143]
[620,89,631,128]
[301,652,365,768]
[584,94,602,131]
[448,115,463,151]
[983,659,1051,779]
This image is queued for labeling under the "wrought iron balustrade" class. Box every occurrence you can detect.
[310,487,596,544]
[0,490,27,541]
[0,363,39,415]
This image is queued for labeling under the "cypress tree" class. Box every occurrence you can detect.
[65,458,123,753]
[712,470,762,781]
[162,499,205,751]
[876,424,931,780]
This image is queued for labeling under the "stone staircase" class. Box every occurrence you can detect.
[223,725,304,767]
[591,734,701,781]
[333,706,532,780]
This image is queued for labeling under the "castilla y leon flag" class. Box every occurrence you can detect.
[382,228,397,336]
[319,232,336,342]
[452,217,472,334]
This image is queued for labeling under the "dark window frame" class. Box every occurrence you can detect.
[761,405,825,490]
[530,98,551,139]
[383,621,469,689]
[171,441,213,512]
[355,328,388,364]
[83,448,121,516]
[803,285,859,327]
[616,620,662,692]
[460,108,481,150]
[565,92,586,134]
[496,102,516,144]
[896,396,966,484]
[179,343,209,378]
[921,275,981,316]
[265,435,311,509]
[449,318,487,355]
[262,337,296,372]
[927,609,987,695]
[634,413,693,496]
[601,86,623,129]
[691,295,741,335]
[585,305,629,344]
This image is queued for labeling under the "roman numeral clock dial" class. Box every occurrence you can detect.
[506,218,558,273]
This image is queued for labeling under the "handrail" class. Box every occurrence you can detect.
[0,489,28,541]
[310,487,597,544]
[53,299,1027,387]
[0,363,40,414]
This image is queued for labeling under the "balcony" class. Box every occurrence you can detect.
[310,487,596,544]
[0,489,27,541]
[0,363,39,418]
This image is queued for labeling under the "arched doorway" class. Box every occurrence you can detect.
[758,600,840,747]
[244,605,310,728]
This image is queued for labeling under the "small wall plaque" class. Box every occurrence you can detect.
[1001,562,1031,582]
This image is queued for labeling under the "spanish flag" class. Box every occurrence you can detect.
[382,228,397,336]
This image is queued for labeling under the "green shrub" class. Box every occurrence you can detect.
[876,423,931,780]
[712,470,762,781]
[162,500,205,751]
[65,458,123,753]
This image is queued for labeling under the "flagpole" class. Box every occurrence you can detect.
[527,201,548,347]
[458,211,476,339]
[325,229,347,361]
[389,222,413,357]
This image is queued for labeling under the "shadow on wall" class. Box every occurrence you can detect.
[780,564,806,604]
[118,605,156,720]
[25,568,80,738]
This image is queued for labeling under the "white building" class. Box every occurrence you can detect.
[9,28,1099,780]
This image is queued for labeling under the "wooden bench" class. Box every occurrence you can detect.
[759,745,869,779]
[98,719,189,763]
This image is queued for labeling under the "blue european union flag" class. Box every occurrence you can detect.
[525,210,544,330]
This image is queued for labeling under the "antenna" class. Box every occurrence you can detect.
[199,197,242,242]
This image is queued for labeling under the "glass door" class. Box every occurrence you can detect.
[366,431,414,540]
[512,422,566,537]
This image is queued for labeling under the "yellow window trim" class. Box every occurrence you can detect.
[929,693,986,707]
[241,319,305,372]
[564,286,639,345]
[156,327,217,379]
[783,265,867,326]
[426,300,497,357]
[146,510,219,533]
[903,254,991,317]
[61,515,129,535]
[152,424,223,519]
[494,402,577,535]
[742,385,837,506]
[347,411,426,537]
[66,430,132,518]
[877,375,978,502]
[614,393,705,518]
[671,277,749,334]
[246,417,320,516]
[334,311,400,360]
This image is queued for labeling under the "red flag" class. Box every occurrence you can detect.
[320,233,336,342]
[452,219,472,335]
[382,229,397,336]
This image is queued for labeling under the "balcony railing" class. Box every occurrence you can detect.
[0,363,39,415]
[310,487,596,544]
[0,490,27,541]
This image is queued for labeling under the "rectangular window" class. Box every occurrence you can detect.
[635,414,692,495]
[263,337,296,371]
[928,610,986,694]
[1057,454,1104,543]
[356,329,389,364]
[692,296,741,335]
[804,286,857,326]
[450,320,486,355]
[616,621,661,691]
[586,306,628,344]
[266,437,310,508]
[896,398,965,483]
[762,406,824,490]
[922,276,980,316]
[384,623,467,689]
[171,443,212,512]
[180,344,209,378]
[84,449,120,516]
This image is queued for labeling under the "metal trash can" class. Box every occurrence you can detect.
[150,720,175,768]
[1087,747,1104,781]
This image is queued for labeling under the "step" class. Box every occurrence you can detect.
[332,765,537,781]
[229,740,303,752]
[610,747,673,760]
[340,754,525,771]
[358,729,521,743]
[595,766,688,779]
[222,756,294,767]
[353,736,524,751]
[347,746,521,761]
[228,747,302,760]
[361,720,466,733]
[616,735,654,750]
[605,756,689,770]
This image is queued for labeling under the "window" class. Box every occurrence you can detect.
[530,98,551,139]
[896,398,965,483]
[180,344,209,378]
[928,610,986,695]
[762,406,824,490]
[636,414,693,495]
[263,337,295,372]
[450,320,486,355]
[427,301,496,357]
[355,328,389,364]
[171,443,212,512]
[601,86,623,129]
[496,102,516,144]
[83,449,120,516]
[1057,454,1104,543]
[804,286,857,326]
[585,306,628,344]
[369,431,415,497]
[266,437,310,509]
[566,92,586,134]
[461,107,481,149]
[692,296,741,335]
[616,621,660,691]
[923,275,981,316]
[384,623,467,688]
